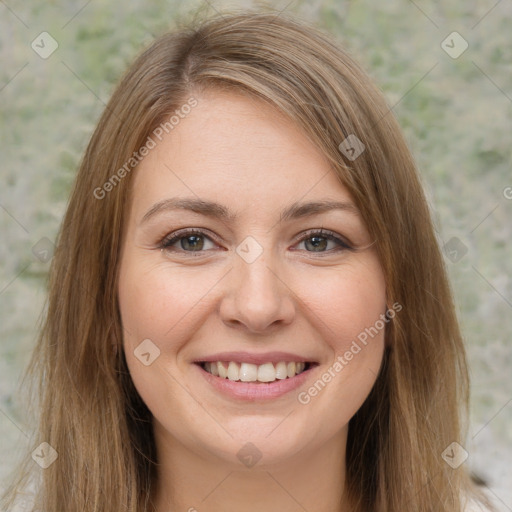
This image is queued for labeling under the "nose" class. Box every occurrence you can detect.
[218,249,296,334]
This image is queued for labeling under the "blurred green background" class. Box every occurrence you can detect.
[1,0,511,508]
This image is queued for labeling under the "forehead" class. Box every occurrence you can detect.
[130,90,354,217]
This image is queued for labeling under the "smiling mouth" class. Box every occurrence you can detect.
[196,361,317,383]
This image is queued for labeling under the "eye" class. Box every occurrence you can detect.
[159,228,353,256]
[160,229,218,253]
[294,229,352,253]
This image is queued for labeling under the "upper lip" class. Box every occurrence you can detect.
[193,351,317,365]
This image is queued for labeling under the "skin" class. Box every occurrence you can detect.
[118,89,387,512]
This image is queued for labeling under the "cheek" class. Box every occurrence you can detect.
[117,259,210,416]
[293,258,387,415]
[298,258,387,351]
[118,259,230,411]
[118,260,222,349]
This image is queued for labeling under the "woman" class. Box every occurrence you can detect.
[2,11,491,512]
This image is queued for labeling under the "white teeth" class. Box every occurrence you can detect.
[239,362,258,382]
[217,362,228,379]
[257,362,276,382]
[286,362,296,378]
[275,361,288,380]
[209,362,219,376]
[202,360,309,382]
[227,361,239,381]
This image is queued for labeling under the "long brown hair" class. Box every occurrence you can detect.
[3,11,487,512]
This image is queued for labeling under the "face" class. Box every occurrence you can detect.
[118,89,387,467]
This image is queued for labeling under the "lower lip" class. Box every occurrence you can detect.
[194,363,316,401]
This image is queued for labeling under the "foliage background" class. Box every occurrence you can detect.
[1,0,511,508]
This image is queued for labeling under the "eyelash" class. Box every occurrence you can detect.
[159,228,353,256]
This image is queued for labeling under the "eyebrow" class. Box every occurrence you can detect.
[140,197,360,225]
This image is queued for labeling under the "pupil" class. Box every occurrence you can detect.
[306,236,327,251]
[182,235,203,251]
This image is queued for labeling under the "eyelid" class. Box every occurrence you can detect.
[293,228,353,251]
[160,228,222,251]
[159,227,354,255]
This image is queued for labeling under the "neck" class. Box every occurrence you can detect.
[152,424,352,512]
